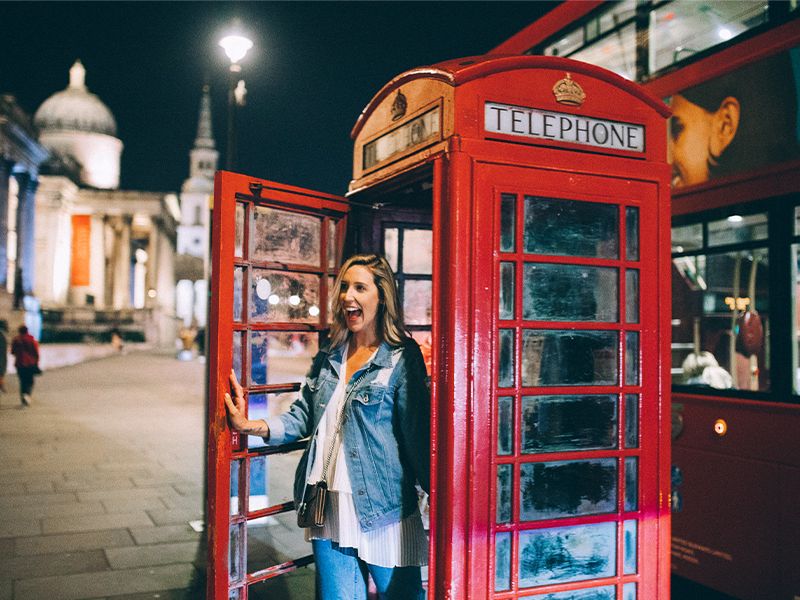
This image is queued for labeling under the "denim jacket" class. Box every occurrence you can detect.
[265,338,430,532]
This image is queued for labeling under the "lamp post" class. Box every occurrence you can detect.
[218,24,253,170]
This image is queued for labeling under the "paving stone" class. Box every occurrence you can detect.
[15,529,135,556]
[145,507,202,526]
[0,519,40,538]
[159,493,203,512]
[0,537,14,557]
[77,487,180,503]
[129,525,201,545]
[0,482,26,495]
[0,549,108,580]
[0,578,10,600]
[0,492,78,508]
[41,512,154,535]
[101,496,171,513]
[4,499,105,520]
[106,541,200,569]
[24,480,56,493]
[55,477,135,492]
[170,482,201,497]
[13,563,196,600]
[113,591,193,600]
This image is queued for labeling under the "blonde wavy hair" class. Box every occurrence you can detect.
[328,254,408,348]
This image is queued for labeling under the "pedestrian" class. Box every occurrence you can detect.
[0,320,8,392]
[225,254,430,599]
[11,325,40,406]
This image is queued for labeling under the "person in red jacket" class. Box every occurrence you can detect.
[11,325,39,407]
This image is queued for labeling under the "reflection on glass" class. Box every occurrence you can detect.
[520,459,617,521]
[250,206,321,266]
[499,329,514,388]
[625,394,639,448]
[228,588,241,600]
[524,196,618,258]
[233,267,244,322]
[403,229,432,274]
[384,228,399,272]
[625,457,638,512]
[497,464,512,523]
[235,203,245,257]
[230,460,241,516]
[250,269,320,324]
[626,270,639,324]
[524,263,617,322]
[500,262,515,320]
[404,279,432,325]
[626,206,639,261]
[248,332,319,389]
[522,330,618,387]
[249,455,268,513]
[708,212,768,246]
[624,519,637,574]
[523,585,616,600]
[625,332,639,385]
[519,522,616,587]
[501,193,516,252]
[328,219,337,270]
[671,223,702,253]
[623,582,637,600]
[232,331,243,384]
[497,396,513,455]
[229,523,242,582]
[522,395,617,453]
[571,23,636,80]
[495,532,511,592]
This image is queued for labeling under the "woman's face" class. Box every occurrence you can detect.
[669,94,714,187]
[340,265,380,338]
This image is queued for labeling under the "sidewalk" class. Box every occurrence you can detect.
[0,351,206,600]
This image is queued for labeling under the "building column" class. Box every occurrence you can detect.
[145,217,160,309]
[13,171,38,307]
[0,160,11,289]
[111,215,132,309]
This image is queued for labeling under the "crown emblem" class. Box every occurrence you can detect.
[552,73,586,106]
[391,90,407,121]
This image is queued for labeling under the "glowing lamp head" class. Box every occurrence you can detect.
[219,34,253,64]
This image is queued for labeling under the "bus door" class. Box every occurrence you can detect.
[207,170,349,599]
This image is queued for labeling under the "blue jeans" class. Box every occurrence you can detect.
[312,539,425,600]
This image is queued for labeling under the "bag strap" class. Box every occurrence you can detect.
[319,366,370,483]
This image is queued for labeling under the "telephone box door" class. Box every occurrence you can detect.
[467,162,667,600]
[207,171,349,599]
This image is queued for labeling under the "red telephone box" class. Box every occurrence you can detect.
[207,55,672,599]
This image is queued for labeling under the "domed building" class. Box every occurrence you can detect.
[34,60,122,190]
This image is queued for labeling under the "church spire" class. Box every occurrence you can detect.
[194,84,215,150]
[69,59,86,90]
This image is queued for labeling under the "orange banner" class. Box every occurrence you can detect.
[70,215,91,287]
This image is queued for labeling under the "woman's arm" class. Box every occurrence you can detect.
[395,341,431,493]
[225,370,270,437]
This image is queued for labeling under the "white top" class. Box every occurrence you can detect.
[305,341,428,567]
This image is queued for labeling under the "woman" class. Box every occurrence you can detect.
[11,325,39,407]
[225,254,430,599]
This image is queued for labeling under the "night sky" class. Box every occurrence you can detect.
[2,1,557,196]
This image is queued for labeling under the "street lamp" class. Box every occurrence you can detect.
[218,23,253,170]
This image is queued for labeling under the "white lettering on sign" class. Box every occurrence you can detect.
[485,101,645,153]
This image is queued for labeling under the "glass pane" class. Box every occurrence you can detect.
[623,582,637,600]
[250,206,321,266]
[624,519,637,574]
[248,455,268,513]
[384,227,399,271]
[232,331,243,383]
[572,23,636,80]
[708,213,768,246]
[328,219,337,270]
[522,330,618,387]
[524,263,618,322]
[495,532,511,592]
[625,332,639,385]
[626,206,639,261]
[404,279,432,325]
[233,267,244,322]
[524,197,618,258]
[520,459,617,521]
[228,588,242,600]
[499,329,514,388]
[625,457,638,512]
[500,262,515,320]
[500,193,516,252]
[522,395,617,453]
[523,586,616,600]
[230,460,241,516]
[625,394,639,449]
[234,203,245,258]
[246,393,269,449]
[671,223,702,253]
[795,243,800,393]
[403,229,432,274]
[519,522,616,587]
[497,396,513,455]
[652,1,768,73]
[250,269,320,324]
[626,269,639,324]
[229,523,243,583]
[249,331,319,388]
[795,206,800,236]
[672,248,769,391]
[497,464,512,523]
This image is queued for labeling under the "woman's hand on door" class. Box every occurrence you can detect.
[225,369,270,438]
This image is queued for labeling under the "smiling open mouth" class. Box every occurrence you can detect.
[345,307,363,320]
